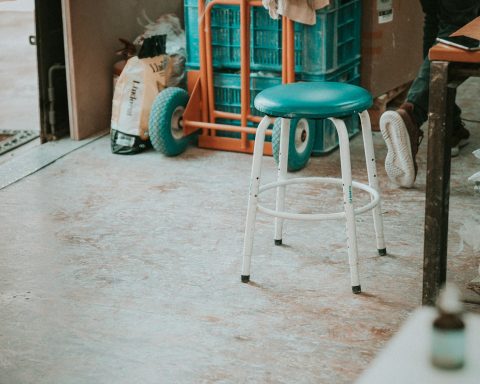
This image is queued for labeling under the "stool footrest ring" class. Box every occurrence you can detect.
[257,177,380,221]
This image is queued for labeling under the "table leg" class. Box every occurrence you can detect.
[423,61,456,306]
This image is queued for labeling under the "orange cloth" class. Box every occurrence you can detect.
[263,0,330,25]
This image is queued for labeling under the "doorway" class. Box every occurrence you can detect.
[0,0,69,160]
[0,0,40,156]
[34,0,69,142]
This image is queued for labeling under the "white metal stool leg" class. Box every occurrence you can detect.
[242,116,272,282]
[359,111,387,255]
[330,117,361,293]
[274,118,291,245]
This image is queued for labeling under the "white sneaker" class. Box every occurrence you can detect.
[451,139,469,157]
[380,108,423,188]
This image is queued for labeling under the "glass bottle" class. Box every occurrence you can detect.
[431,283,466,369]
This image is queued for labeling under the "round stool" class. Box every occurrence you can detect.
[241,82,387,294]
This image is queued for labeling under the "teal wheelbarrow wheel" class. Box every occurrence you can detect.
[149,87,192,156]
[272,117,315,172]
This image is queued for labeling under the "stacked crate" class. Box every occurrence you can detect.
[184,0,362,155]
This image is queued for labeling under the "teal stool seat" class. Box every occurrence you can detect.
[254,82,373,119]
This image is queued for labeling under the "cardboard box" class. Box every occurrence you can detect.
[361,0,424,97]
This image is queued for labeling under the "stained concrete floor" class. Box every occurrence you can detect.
[1,3,480,382]
[0,77,479,383]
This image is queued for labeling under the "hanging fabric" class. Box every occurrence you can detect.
[262,0,330,25]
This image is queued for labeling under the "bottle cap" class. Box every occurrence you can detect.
[437,283,463,314]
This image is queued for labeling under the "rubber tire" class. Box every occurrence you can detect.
[149,87,190,156]
[272,118,315,172]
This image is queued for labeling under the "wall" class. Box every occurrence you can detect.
[62,0,183,140]
[361,0,424,97]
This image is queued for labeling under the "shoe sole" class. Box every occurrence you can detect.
[380,111,416,188]
[451,138,469,157]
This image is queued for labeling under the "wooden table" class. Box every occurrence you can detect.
[423,17,480,305]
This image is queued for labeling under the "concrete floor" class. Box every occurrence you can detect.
[0,2,40,159]
[0,1,39,133]
[0,77,479,382]
[1,3,480,383]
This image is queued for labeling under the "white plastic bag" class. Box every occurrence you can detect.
[458,215,480,254]
[469,149,480,193]
[134,12,186,87]
[134,12,186,56]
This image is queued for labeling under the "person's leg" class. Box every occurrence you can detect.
[440,0,480,128]
[381,0,479,187]
[405,57,430,127]
[438,0,480,152]
[406,57,464,134]
[438,0,480,30]
[384,15,434,186]
[407,0,479,129]
[420,0,439,58]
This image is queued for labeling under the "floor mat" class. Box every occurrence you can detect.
[0,130,39,156]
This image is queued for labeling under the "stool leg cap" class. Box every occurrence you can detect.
[378,248,387,256]
[352,285,361,294]
[274,239,282,246]
[241,275,250,283]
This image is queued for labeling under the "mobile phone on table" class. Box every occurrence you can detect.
[436,35,480,51]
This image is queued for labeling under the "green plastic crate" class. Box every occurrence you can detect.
[185,0,361,76]
[206,59,360,148]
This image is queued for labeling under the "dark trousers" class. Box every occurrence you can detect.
[406,0,480,129]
